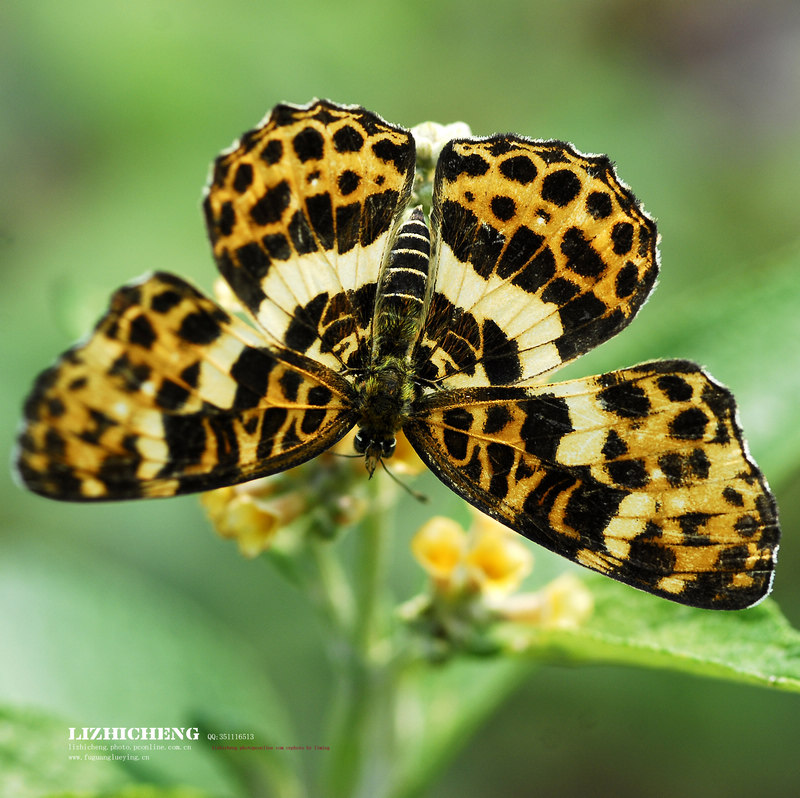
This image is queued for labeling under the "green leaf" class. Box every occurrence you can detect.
[515,576,800,692]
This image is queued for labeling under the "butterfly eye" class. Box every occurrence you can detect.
[381,438,396,458]
[353,430,367,454]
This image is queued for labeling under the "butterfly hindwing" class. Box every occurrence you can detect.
[405,360,778,608]
[17,273,357,500]
[417,136,658,389]
[203,100,416,373]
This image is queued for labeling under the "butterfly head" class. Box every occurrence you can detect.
[353,429,396,476]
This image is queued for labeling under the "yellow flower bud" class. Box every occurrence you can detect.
[411,517,467,584]
[489,574,594,629]
[465,517,533,596]
[201,479,305,558]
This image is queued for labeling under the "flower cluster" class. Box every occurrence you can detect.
[403,510,593,657]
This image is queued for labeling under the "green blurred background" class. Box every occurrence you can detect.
[2,0,799,795]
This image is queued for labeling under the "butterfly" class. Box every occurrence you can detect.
[16,99,779,609]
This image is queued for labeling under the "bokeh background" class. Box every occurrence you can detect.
[2,0,799,796]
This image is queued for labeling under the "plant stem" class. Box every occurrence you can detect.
[322,476,398,797]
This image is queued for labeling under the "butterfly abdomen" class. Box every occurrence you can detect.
[353,208,431,472]
[372,207,431,362]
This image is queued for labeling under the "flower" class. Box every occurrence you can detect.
[201,477,305,558]
[464,513,533,596]
[411,120,474,165]
[407,510,593,655]
[411,516,467,586]
[487,573,594,630]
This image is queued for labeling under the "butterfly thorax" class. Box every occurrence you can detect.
[354,207,431,474]
[353,356,418,474]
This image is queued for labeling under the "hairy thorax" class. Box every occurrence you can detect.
[353,357,418,473]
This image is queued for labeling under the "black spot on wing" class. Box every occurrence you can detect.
[262,232,292,260]
[723,486,744,506]
[372,138,414,173]
[499,154,537,184]
[279,369,302,401]
[293,127,325,162]
[561,228,605,277]
[308,385,333,406]
[563,478,626,543]
[669,407,708,440]
[657,375,693,402]
[217,251,267,313]
[301,408,327,435]
[586,191,612,219]
[230,347,276,409]
[615,262,639,299]
[443,429,469,460]
[606,458,649,488]
[305,192,335,249]
[438,145,490,180]
[162,415,206,469]
[481,319,522,385]
[179,311,225,345]
[611,222,634,255]
[490,195,516,221]
[236,242,270,279]
[285,293,328,354]
[484,404,512,435]
[338,169,361,195]
[288,209,318,254]
[129,315,157,349]
[601,428,629,459]
[333,125,365,153]
[511,247,556,293]
[257,408,288,459]
[361,190,401,246]
[598,380,651,418]
[541,276,579,306]
[233,162,254,193]
[156,378,190,411]
[519,394,572,462]
[487,441,515,499]
[251,180,292,226]
[496,226,544,280]
[541,169,581,206]
[260,138,283,165]
[151,290,182,314]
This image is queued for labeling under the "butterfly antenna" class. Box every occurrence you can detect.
[381,462,428,503]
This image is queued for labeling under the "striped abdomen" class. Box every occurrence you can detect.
[372,207,431,362]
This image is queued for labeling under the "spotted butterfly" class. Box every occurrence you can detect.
[16,100,779,609]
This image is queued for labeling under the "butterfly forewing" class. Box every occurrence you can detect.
[203,101,416,373]
[417,137,658,389]
[406,360,778,608]
[17,273,357,500]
